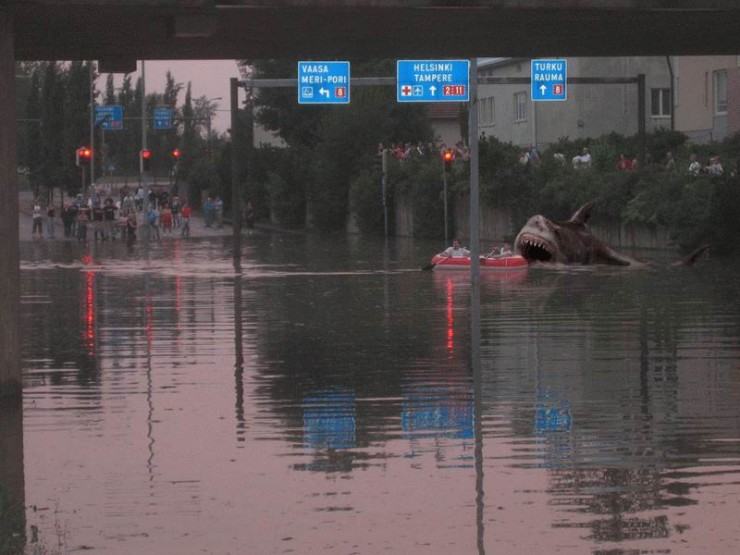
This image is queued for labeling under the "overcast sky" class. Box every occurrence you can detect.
[104,60,238,133]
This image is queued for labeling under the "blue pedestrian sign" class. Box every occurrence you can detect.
[94,105,123,130]
[397,60,470,103]
[298,61,350,105]
[153,106,174,130]
[531,59,567,102]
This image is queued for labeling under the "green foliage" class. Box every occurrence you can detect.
[247,59,433,231]
[349,172,387,235]
[186,158,221,207]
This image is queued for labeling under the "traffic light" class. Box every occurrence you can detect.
[171,148,181,160]
[75,146,92,167]
[140,149,152,172]
[442,148,455,170]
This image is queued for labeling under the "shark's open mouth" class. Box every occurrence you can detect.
[517,234,555,262]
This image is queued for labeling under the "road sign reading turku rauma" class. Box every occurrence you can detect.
[298,61,350,105]
[531,58,567,102]
[397,60,469,103]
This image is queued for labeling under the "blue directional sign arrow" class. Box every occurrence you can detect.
[397,60,470,103]
[298,61,351,105]
[153,106,174,130]
[531,59,567,102]
[94,105,123,130]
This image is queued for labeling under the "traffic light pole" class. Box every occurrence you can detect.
[230,77,242,270]
[442,165,449,246]
[381,148,388,238]
[88,61,95,193]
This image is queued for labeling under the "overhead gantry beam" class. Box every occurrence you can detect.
[11,1,740,61]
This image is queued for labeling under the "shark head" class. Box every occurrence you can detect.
[515,202,635,266]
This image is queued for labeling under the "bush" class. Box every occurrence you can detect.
[349,171,387,235]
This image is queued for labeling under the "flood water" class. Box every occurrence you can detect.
[7,232,740,554]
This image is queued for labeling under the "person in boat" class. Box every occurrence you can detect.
[442,239,471,258]
[488,243,513,258]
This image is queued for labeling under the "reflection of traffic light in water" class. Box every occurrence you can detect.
[447,278,455,352]
[83,270,96,357]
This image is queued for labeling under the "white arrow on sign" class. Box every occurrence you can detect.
[319,87,330,98]
[539,84,547,95]
[429,85,437,96]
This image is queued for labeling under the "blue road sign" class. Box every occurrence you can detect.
[94,105,123,130]
[397,60,470,103]
[153,106,174,130]
[531,59,567,102]
[297,61,350,105]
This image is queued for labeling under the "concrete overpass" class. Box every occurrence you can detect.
[3,0,740,396]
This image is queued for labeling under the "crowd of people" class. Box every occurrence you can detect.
[378,140,471,162]
[30,185,193,243]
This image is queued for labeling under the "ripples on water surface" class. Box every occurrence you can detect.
[10,234,740,554]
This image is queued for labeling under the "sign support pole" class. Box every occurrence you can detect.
[468,58,480,288]
[230,77,242,270]
[381,148,388,238]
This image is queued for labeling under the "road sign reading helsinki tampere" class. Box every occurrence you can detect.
[531,59,567,102]
[397,60,470,102]
[298,61,350,105]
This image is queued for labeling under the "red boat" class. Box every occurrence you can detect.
[431,253,528,271]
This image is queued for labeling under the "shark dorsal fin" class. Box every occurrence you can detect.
[569,201,594,225]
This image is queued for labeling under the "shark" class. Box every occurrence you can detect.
[514,202,708,267]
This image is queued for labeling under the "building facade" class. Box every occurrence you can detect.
[475,57,673,149]
[673,56,740,143]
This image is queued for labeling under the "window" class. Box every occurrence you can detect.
[479,96,495,125]
[514,92,527,122]
[650,88,671,117]
[714,70,728,114]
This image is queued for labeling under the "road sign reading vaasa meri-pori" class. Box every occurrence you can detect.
[298,61,350,105]
[95,105,123,130]
[397,60,470,103]
[531,59,567,102]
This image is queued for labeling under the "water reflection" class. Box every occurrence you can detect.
[11,236,740,553]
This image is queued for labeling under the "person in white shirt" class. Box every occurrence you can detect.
[688,153,702,176]
[442,239,470,258]
[707,155,724,176]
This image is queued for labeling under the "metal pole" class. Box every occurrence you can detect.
[207,113,213,161]
[443,165,449,245]
[230,77,242,270]
[637,73,646,165]
[140,60,147,179]
[89,61,95,193]
[381,148,388,237]
[468,58,480,287]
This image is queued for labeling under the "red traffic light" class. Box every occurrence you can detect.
[442,148,455,167]
[76,146,92,166]
[140,149,152,160]
[171,148,181,159]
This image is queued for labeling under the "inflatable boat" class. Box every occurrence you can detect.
[430,253,528,270]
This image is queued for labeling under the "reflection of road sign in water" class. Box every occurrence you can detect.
[95,105,123,130]
[303,391,356,450]
[531,58,567,101]
[297,61,351,105]
[397,60,470,103]
[153,107,174,130]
